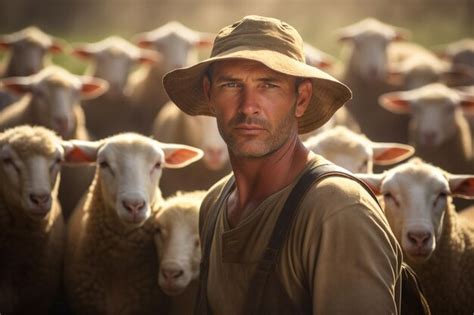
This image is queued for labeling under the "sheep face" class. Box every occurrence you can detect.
[154,204,201,296]
[198,115,229,171]
[96,139,168,226]
[0,126,65,219]
[63,134,203,227]
[357,159,474,264]
[0,26,64,77]
[1,66,108,138]
[379,163,448,263]
[72,37,158,95]
[135,21,213,72]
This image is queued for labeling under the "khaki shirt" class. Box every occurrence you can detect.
[199,156,402,315]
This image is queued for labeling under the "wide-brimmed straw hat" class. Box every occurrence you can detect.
[163,15,352,134]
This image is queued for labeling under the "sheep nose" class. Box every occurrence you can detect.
[30,193,51,206]
[407,231,431,248]
[206,147,224,159]
[122,199,145,214]
[422,131,437,146]
[161,266,184,280]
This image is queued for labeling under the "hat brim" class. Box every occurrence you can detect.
[163,46,352,134]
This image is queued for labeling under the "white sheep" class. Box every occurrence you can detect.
[152,101,231,197]
[304,126,414,173]
[0,65,109,219]
[71,36,160,138]
[0,26,66,109]
[126,21,214,134]
[0,65,108,139]
[356,158,474,314]
[379,82,474,174]
[64,133,203,314]
[153,190,205,314]
[0,125,66,314]
[337,18,412,143]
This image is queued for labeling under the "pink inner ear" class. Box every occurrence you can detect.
[0,42,9,50]
[65,147,94,163]
[374,147,408,162]
[196,39,213,47]
[72,49,92,59]
[137,39,153,49]
[165,149,198,165]
[81,82,101,94]
[2,82,30,95]
[453,178,474,196]
[315,60,332,70]
[49,43,63,54]
[381,95,411,113]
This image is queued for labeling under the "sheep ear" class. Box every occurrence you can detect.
[72,45,95,59]
[49,38,68,54]
[0,37,10,50]
[62,140,100,165]
[353,173,384,195]
[133,33,154,49]
[448,175,474,199]
[137,49,161,65]
[378,92,412,114]
[372,142,415,165]
[0,77,33,95]
[392,27,411,41]
[194,33,214,48]
[79,76,109,100]
[457,93,474,115]
[160,143,204,169]
[386,69,405,86]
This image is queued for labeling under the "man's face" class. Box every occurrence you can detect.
[203,59,310,158]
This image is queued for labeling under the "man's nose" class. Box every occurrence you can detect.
[240,87,260,115]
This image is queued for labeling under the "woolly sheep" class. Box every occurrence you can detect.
[0,125,67,314]
[0,26,66,109]
[126,21,214,134]
[0,65,109,219]
[153,190,205,314]
[356,158,474,314]
[379,82,474,174]
[64,133,203,314]
[337,18,412,143]
[438,38,474,87]
[72,36,159,138]
[304,126,414,173]
[152,101,231,197]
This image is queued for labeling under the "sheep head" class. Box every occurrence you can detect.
[63,133,203,227]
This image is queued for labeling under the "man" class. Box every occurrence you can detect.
[163,15,402,314]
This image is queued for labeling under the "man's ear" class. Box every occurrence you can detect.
[295,79,312,118]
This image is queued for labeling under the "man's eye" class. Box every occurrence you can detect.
[262,83,277,88]
[222,82,239,88]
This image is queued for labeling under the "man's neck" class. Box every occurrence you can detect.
[226,135,313,228]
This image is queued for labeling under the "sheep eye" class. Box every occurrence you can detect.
[2,157,13,165]
[154,161,161,169]
[383,192,399,206]
[434,192,448,206]
[99,161,109,169]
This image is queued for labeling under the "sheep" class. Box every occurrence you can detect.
[355,158,474,314]
[303,42,341,77]
[0,125,67,314]
[337,18,412,143]
[126,21,214,134]
[63,132,203,315]
[0,26,66,110]
[379,82,474,174]
[0,65,109,219]
[437,38,474,87]
[153,190,206,314]
[71,36,160,138]
[152,101,231,197]
[303,126,414,173]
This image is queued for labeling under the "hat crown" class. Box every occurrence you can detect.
[211,15,305,62]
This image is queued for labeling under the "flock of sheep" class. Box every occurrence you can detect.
[0,17,473,315]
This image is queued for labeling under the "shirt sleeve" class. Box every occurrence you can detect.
[303,177,402,315]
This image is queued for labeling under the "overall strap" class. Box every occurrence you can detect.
[195,177,235,315]
[245,163,377,314]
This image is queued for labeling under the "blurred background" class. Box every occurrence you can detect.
[1,0,473,74]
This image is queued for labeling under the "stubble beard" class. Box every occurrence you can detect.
[217,102,298,158]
